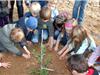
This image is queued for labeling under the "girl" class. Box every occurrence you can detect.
[53,17,74,51]
[58,25,96,59]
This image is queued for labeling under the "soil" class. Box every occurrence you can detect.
[0,1,100,75]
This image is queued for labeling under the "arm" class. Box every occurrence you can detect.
[76,38,89,54]
[88,46,100,66]
[58,43,68,55]
[19,40,31,55]
[47,36,54,50]
[88,35,96,51]
[47,21,54,49]
[1,36,30,59]
[54,33,63,51]
[23,46,30,55]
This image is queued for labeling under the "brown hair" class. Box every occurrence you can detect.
[10,28,24,42]
[69,26,88,49]
[67,54,88,73]
[40,7,51,20]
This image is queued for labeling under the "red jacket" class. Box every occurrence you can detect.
[87,67,99,75]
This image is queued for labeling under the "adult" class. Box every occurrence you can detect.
[72,0,88,25]
[9,1,23,23]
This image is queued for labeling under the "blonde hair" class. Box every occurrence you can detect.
[10,28,24,42]
[30,2,41,16]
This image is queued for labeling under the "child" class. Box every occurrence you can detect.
[58,25,96,59]
[53,15,68,51]
[17,16,38,43]
[0,24,30,59]
[38,6,54,49]
[0,53,11,68]
[54,18,77,51]
[25,0,48,8]
[47,0,59,21]
[67,54,99,75]
[25,2,41,17]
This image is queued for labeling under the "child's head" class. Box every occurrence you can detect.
[40,7,51,21]
[47,0,57,10]
[70,26,88,43]
[53,15,67,30]
[10,28,24,43]
[25,16,38,31]
[67,54,88,75]
[30,2,41,17]
[64,20,73,34]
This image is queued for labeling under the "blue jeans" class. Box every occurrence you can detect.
[31,29,39,43]
[72,0,88,25]
[57,32,68,46]
[37,29,49,41]
[26,29,39,43]
[54,30,60,40]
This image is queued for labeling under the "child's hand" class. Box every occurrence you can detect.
[58,50,63,55]
[59,55,65,60]
[27,41,33,47]
[45,43,49,47]
[54,46,58,51]
[22,53,31,59]
[0,62,11,68]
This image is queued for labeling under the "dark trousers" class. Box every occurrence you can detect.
[9,1,23,22]
[0,15,9,27]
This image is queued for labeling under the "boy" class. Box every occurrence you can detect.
[38,6,54,49]
[0,24,30,59]
[67,54,99,75]
[17,16,38,43]
[47,0,59,21]
[25,2,41,17]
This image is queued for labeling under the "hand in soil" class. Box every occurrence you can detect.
[54,46,58,52]
[22,53,31,59]
[27,41,33,47]
[58,50,63,55]
[59,55,65,60]
[0,62,11,68]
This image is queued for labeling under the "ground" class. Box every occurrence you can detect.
[0,0,100,75]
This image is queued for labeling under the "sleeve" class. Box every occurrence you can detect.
[0,37,23,56]
[76,38,89,54]
[89,36,96,51]
[48,21,54,37]
[19,39,27,48]
[88,46,100,66]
